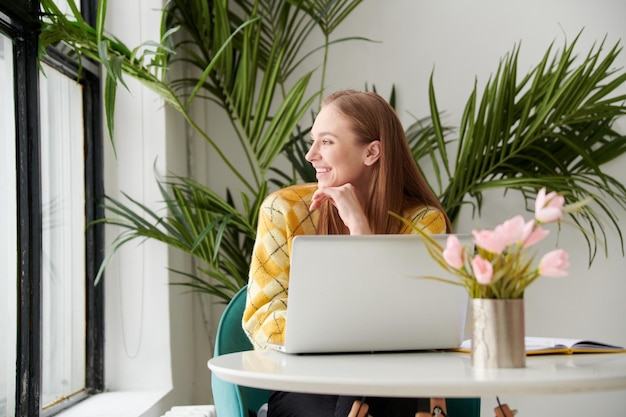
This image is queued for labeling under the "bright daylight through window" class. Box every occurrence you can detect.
[0,30,17,417]
[2,0,103,414]
[39,63,87,410]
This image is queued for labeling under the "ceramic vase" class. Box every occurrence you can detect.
[471,298,526,368]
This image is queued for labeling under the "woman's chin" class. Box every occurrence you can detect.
[315,176,331,187]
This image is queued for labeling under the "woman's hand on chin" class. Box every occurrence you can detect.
[309,184,371,234]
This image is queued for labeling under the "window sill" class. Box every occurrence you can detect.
[54,390,170,417]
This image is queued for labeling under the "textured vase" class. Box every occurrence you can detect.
[471,298,526,368]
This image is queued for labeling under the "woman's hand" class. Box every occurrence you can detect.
[416,398,447,417]
[348,400,369,417]
[309,183,371,234]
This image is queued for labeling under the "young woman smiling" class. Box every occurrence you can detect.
[243,90,452,417]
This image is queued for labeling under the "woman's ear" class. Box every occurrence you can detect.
[364,140,381,166]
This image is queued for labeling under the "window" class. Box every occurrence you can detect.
[1,1,104,415]
[0,29,18,417]
[40,62,88,410]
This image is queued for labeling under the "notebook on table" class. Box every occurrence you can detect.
[267,233,472,354]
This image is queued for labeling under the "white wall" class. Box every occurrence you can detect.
[102,0,626,416]
[99,0,212,415]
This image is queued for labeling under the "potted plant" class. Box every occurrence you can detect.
[398,188,587,368]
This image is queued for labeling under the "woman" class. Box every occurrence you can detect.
[243,90,451,417]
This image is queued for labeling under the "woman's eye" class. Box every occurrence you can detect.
[309,137,332,147]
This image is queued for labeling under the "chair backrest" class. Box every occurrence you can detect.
[211,285,480,417]
[448,398,481,417]
[211,285,270,417]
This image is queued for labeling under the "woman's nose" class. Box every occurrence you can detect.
[305,143,318,162]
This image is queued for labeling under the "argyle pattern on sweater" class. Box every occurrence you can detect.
[242,183,447,348]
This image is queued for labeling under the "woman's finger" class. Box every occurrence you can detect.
[348,400,369,417]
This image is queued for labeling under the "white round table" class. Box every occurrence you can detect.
[208,349,626,397]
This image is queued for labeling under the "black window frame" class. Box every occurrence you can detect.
[0,0,105,415]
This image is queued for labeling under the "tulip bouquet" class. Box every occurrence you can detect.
[404,188,586,299]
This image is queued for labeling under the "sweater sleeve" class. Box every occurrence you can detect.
[401,206,448,235]
[242,185,317,349]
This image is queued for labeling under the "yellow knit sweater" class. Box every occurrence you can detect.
[242,183,447,348]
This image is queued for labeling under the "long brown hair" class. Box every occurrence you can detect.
[316,90,451,234]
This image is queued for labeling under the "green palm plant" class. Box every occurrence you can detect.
[409,34,626,262]
[98,175,260,301]
[39,0,367,302]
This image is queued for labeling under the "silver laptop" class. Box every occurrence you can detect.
[271,234,472,354]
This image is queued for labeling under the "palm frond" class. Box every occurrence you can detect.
[414,33,626,262]
[92,174,259,299]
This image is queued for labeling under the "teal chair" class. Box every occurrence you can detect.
[211,285,480,417]
[212,286,271,417]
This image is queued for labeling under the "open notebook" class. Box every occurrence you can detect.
[267,234,472,354]
[458,337,626,355]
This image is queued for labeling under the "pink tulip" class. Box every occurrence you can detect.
[521,219,536,242]
[471,255,494,284]
[472,229,507,254]
[523,225,549,248]
[496,215,528,246]
[538,249,570,277]
[535,188,565,223]
[443,235,466,269]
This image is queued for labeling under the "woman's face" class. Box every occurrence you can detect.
[306,104,376,190]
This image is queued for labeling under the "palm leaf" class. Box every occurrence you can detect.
[92,174,258,301]
[410,33,626,262]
